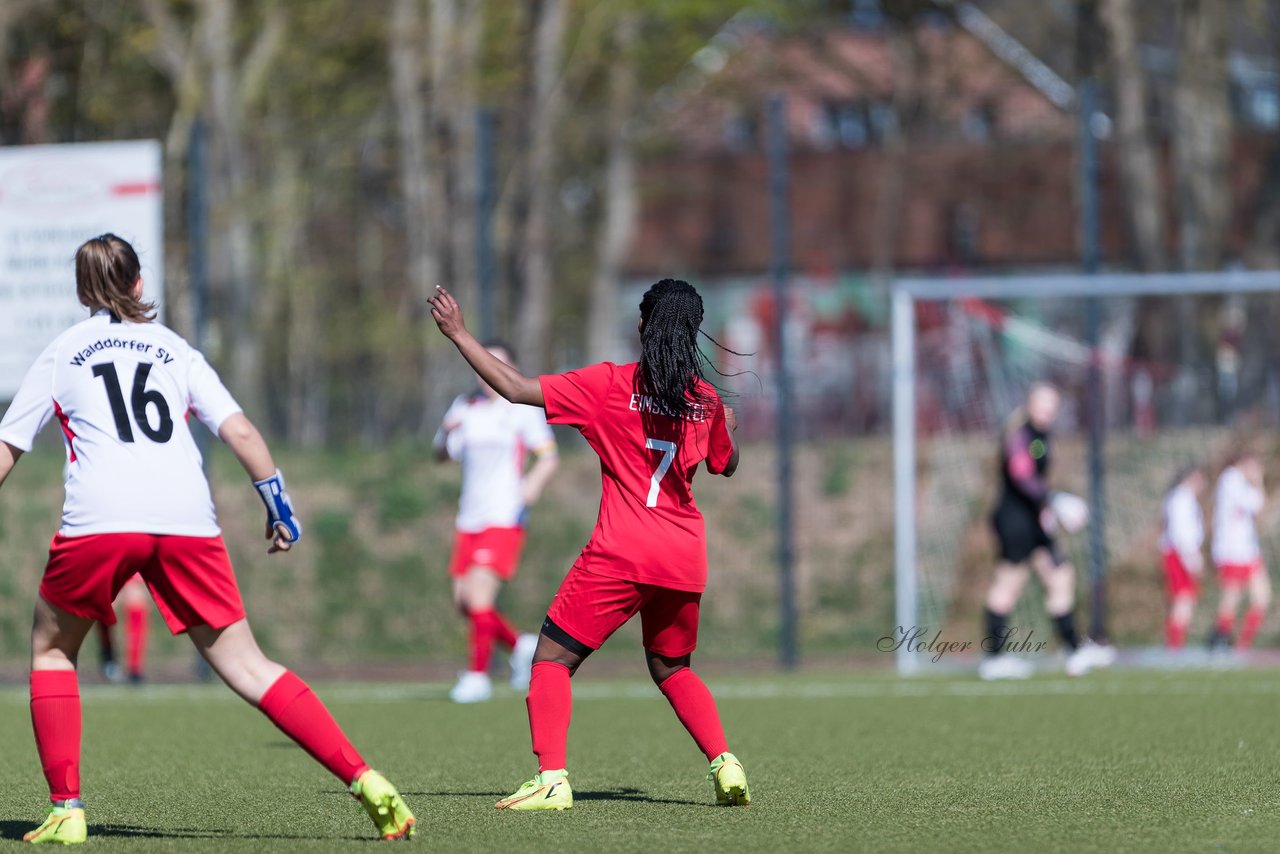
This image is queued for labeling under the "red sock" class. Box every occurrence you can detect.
[527,661,572,771]
[1238,608,1266,648]
[658,667,729,762]
[126,603,148,677]
[30,670,81,802]
[1218,613,1236,637]
[491,611,519,649]
[469,611,496,673]
[258,671,369,785]
[1166,618,1186,649]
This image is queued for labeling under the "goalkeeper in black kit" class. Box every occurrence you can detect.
[978,383,1116,680]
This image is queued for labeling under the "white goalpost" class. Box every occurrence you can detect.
[892,270,1280,675]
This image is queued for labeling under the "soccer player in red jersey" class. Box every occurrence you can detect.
[429,279,751,811]
[0,234,414,844]
[434,341,557,703]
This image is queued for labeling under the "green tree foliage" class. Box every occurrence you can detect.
[0,0,794,444]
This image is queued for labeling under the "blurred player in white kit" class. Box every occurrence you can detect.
[1161,464,1206,650]
[1209,453,1268,650]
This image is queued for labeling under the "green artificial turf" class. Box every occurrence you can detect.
[2,670,1280,852]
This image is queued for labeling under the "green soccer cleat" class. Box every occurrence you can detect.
[708,752,751,806]
[24,801,87,845]
[495,769,573,811]
[350,770,416,840]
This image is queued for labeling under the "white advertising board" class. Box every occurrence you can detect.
[0,140,163,399]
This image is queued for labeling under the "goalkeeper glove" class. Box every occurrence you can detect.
[254,469,302,545]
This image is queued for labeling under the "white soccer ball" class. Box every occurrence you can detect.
[1050,492,1089,533]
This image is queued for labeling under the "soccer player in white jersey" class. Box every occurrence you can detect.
[1161,464,1206,649]
[434,341,558,703]
[0,234,414,844]
[1210,452,1269,649]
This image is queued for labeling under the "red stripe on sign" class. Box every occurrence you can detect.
[110,181,161,196]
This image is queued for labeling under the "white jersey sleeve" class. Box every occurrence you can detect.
[433,396,469,461]
[0,338,58,451]
[187,349,242,434]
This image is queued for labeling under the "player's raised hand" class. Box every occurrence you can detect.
[428,285,468,340]
[724,406,738,433]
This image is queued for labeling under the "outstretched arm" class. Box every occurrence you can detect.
[0,442,23,490]
[429,286,544,407]
[218,413,296,554]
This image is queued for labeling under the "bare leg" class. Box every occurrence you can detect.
[1032,551,1076,619]
[983,562,1030,655]
[1033,550,1080,651]
[1168,592,1196,647]
[187,619,286,705]
[459,566,502,612]
[32,596,95,672]
[986,562,1031,614]
[1216,583,1243,641]
[1238,570,1272,648]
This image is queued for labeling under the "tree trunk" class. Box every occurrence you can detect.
[587,11,639,365]
[140,0,201,339]
[200,0,261,411]
[1173,0,1232,271]
[1170,0,1231,422]
[516,0,567,369]
[446,0,485,321]
[389,0,440,429]
[428,0,457,289]
[870,22,918,288]
[1100,0,1167,271]
[1243,4,1280,273]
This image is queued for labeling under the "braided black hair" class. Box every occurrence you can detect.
[638,278,721,420]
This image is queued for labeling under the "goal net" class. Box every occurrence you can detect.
[891,272,1280,673]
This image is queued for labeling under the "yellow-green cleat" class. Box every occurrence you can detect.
[350,770,416,840]
[708,752,751,806]
[24,801,87,845]
[495,769,573,811]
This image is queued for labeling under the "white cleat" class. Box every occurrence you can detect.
[509,633,538,691]
[449,670,493,703]
[978,655,1033,681]
[1065,640,1117,677]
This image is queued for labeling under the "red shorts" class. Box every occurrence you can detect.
[449,527,526,580]
[546,565,702,657]
[40,533,246,635]
[1218,559,1264,586]
[1162,548,1199,597]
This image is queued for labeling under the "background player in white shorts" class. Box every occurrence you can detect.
[434,340,559,703]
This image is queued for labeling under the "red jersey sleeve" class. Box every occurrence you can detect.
[705,398,735,474]
[538,362,617,429]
